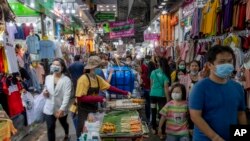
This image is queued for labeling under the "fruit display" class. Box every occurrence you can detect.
[101,122,116,133]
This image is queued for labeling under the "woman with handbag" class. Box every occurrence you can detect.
[75,56,131,139]
[43,58,72,141]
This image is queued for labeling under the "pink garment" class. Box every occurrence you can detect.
[245,69,250,90]
[34,64,45,84]
[246,0,250,22]
[179,74,191,95]
[180,42,189,60]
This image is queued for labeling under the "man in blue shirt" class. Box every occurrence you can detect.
[189,45,247,141]
[68,55,84,91]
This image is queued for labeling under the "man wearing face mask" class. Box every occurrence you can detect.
[189,45,247,141]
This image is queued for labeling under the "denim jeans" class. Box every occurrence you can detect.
[166,134,190,141]
[71,113,78,131]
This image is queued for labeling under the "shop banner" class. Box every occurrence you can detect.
[109,19,135,39]
[144,33,160,41]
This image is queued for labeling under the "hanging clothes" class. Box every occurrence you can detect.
[203,0,220,35]
[246,0,250,22]
[2,77,24,118]
[26,35,40,54]
[223,0,234,30]
[3,33,19,73]
[39,40,56,59]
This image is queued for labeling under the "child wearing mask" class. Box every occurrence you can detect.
[158,83,190,141]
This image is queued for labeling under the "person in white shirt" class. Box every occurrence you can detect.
[43,58,72,141]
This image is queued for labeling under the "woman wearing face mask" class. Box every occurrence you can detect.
[171,60,187,83]
[158,83,190,141]
[75,56,131,139]
[43,58,72,141]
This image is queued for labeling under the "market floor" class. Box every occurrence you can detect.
[21,115,162,141]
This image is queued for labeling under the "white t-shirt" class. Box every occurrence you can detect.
[6,23,17,41]
[54,41,63,58]
[3,34,19,73]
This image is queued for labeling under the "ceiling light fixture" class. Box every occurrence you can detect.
[113,9,116,11]
[99,5,103,8]
[107,9,110,11]
[71,9,75,14]
[106,5,110,8]
[161,2,166,5]
[158,5,163,8]
[112,5,116,8]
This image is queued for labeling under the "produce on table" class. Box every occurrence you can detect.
[101,122,116,133]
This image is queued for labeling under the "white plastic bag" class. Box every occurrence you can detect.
[21,91,35,125]
[33,93,46,123]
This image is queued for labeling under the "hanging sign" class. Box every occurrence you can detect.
[94,12,115,22]
[109,19,135,39]
[144,33,160,41]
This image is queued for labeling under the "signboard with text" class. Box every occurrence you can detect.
[144,33,160,41]
[109,19,135,39]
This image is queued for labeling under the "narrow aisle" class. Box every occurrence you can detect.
[22,115,77,141]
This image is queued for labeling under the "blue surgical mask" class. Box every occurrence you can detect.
[50,65,61,73]
[215,63,234,79]
[178,65,185,70]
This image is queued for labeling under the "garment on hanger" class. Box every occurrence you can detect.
[39,39,56,59]
[15,24,25,40]
[223,0,234,30]
[3,33,19,73]
[26,34,40,54]
[34,64,45,85]
[2,77,24,118]
[6,23,17,41]
[54,41,63,58]
[246,0,250,22]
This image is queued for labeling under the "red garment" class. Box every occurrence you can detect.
[141,64,150,90]
[2,78,24,117]
[77,95,104,103]
[77,86,128,103]
[237,2,246,30]
[0,47,4,73]
[243,36,250,49]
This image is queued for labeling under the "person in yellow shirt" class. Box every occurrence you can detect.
[75,56,131,138]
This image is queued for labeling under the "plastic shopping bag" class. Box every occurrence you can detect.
[33,93,46,123]
[21,92,35,125]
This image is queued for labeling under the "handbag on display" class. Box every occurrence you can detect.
[0,5,5,36]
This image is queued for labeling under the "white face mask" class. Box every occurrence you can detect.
[171,93,182,101]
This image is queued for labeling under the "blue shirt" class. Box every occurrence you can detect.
[39,40,56,59]
[26,35,40,54]
[189,78,246,141]
[68,61,84,85]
